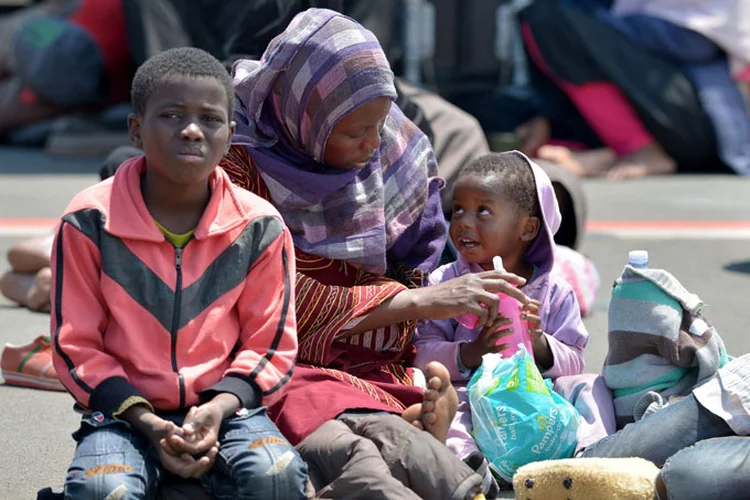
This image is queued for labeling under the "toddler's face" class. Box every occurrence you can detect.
[449,174,526,271]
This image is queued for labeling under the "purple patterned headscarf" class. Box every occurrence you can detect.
[232,8,443,274]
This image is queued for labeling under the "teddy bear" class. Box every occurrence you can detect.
[512,457,659,500]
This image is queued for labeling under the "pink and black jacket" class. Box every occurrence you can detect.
[51,156,297,417]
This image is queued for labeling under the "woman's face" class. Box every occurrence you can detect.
[323,97,391,170]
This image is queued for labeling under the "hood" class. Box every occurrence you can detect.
[518,151,561,277]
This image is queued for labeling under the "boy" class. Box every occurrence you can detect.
[51,47,308,499]
[415,151,614,485]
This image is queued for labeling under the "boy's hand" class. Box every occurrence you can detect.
[459,315,514,369]
[168,402,223,457]
[521,300,553,369]
[156,436,218,478]
[141,415,217,478]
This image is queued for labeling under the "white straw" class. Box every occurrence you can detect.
[493,256,504,272]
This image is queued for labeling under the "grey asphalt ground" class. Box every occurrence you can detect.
[1,147,749,499]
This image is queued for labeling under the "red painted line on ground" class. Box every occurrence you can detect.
[586,220,750,231]
[0,218,59,228]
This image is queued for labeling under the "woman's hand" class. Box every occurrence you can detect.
[521,299,553,369]
[412,270,529,326]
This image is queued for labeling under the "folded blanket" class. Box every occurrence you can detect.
[603,265,729,428]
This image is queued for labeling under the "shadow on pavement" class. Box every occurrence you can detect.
[724,260,750,275]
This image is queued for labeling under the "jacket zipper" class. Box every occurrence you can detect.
[171,245,186,408]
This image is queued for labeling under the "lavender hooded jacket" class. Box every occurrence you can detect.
[414,153,588,382]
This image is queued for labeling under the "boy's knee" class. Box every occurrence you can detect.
[232,447,309,499]
[65,466,146,500]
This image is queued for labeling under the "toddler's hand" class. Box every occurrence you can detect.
[521,299,554,369]
[520,300,542,341]
[460,315,514,370]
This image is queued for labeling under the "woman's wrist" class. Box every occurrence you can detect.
[389,287,424,319]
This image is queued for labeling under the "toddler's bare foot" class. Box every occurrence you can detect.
[414,362,458,443]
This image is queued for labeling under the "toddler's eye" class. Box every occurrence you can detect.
[478,206,491,216]
[453,206,464,215]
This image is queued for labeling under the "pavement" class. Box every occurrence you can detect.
[0,146,749,499]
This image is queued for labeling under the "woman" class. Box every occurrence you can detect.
[221,9,526,498]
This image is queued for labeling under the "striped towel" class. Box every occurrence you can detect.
[603,265,729,428]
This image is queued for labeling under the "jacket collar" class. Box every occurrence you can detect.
[106,155,250,241]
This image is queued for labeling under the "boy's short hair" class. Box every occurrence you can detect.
[458,151,541,218]
[130,47,234,116]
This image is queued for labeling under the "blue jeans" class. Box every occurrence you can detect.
[583,394,750,499]
[64,407,309,500]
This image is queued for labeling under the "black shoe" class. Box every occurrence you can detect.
[37,487,64,500]
[463,451,501,499]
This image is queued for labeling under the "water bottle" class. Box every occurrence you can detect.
[628,250,649,269]
[456,256,534,360]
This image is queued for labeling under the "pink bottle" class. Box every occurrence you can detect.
[455,256,534,360]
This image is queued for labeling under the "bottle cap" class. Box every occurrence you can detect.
[628,250,649,267]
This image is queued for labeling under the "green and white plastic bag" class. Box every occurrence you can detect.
[467,347,579,482]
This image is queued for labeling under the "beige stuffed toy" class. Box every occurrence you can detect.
[513,457,659,500]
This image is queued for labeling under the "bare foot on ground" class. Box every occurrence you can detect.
[402,361,458,443]
[537,145,617,177]
[27,267,51,312]
[606,143,676,180]
[6,234,53,273]
[0,267,51,312]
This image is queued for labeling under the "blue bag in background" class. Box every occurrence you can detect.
[467,347,580,482]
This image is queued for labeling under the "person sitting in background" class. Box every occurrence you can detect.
[0,0,133,138]
[516,0,750,179]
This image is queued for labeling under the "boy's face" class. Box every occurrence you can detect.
[449,174,533,271]
[128,75,235,187]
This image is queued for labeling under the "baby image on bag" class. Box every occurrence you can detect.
[468,348,580,482]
